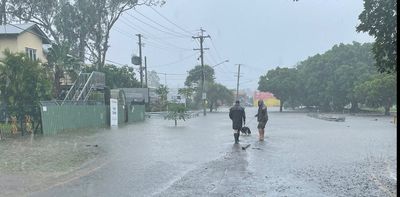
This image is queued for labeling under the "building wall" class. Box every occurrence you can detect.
[253,98,281,107]
[0,32,46,62]
[0,36,18,59]
[253,91,281,107]
[17,31,47,62]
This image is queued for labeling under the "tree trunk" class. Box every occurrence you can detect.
[0,0,6,25]
[78,30,86,62]
[99,28,110,71]
[54,69,62,98]
[350,101,359,113]
[384,105,390,116]
[279,102,283,112]
[174,119,177,126]
[384,97,392,116]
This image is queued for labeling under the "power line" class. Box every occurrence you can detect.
[119,17,159,38]
[118,16,193,51]
[134,9,191,37]
[149,6,195,36]
[154,71,186,86]
[209,37,223,61]
[144,38,193,51]
[118,16,188,40]
[149,53,197,68]
[112,26,135,39]
[126,11,188,38]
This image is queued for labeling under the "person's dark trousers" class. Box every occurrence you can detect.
[234,129,240,144]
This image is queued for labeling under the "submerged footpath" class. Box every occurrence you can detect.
[0,128,107,197]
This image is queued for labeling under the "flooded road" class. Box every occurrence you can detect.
[1,107,396,196]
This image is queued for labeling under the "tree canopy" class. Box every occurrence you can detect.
[184,65,233,111]
[206,83,233,112]
[258,67,299,112]
[257,42,390,113]
[147,70,160,88]
[296,42,377,112]
[83,64,140,89]
[354,73,396,115]
[0,50,52,121]
[6,0,165,69]
[184,65,215,87]
[357,0,397,73]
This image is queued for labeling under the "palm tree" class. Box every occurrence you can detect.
[155,85,169,111]
[46,43,80,99]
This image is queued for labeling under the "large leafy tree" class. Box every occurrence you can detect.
[147,70,160,88]
[296,42,376,112]
[354,73,396,115]
[206,83,233,112]
[0,50,52,123]
[258,67,299,112]
[185,65,215,108]
[184,65,215,87]
[8,0,165,68]
[178,86,194,108]
[84,64,140,88]
[357,0,397,73]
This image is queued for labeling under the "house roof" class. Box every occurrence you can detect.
[0,23,51,44]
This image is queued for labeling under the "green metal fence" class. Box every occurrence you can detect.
[40,103,107,135]
[40,101,145,135]
[128,105,145,122]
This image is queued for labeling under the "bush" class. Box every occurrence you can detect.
[164,103,190,126]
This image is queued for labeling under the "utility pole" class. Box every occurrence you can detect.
[193,28,210,116]
[136,34,143,88]
[145,56,150,108]
[144,56,148,88]
[236,64,241,100]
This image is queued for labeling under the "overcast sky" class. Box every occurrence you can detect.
[106,0,374,92]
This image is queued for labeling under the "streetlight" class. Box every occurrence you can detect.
[199,59,229,116]
[211,59,229,68]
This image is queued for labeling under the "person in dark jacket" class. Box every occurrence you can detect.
[255,100,268,141]
[229,100,246,144]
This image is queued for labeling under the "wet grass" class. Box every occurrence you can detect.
[0,123,12,136]
[0,128,104,175]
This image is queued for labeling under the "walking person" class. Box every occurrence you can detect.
[255,100,268,141]
[229,100,246,144]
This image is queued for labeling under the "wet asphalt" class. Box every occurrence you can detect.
[8,107,398,196]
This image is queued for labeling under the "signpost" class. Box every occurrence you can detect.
[110,98,118,127]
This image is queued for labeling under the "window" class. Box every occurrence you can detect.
[25,48,37,61]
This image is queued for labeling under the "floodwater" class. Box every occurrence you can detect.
[0,107,396,196]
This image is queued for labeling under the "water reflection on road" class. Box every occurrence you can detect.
[1,107,396,196]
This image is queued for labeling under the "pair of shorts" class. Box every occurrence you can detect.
[257,121,267,129]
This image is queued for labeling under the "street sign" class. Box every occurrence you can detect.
[110,98,118,126]
[202,93,207,99]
